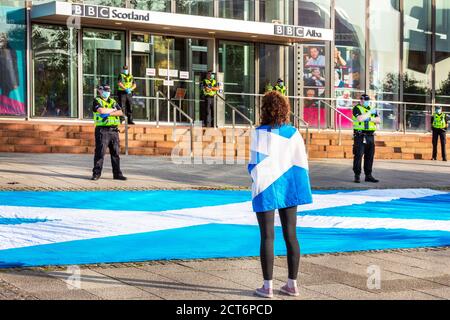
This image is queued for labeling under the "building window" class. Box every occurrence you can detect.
[260,0,293,24]
[176,0,214,16]
[0,0,26,117]
[32,24,78,118]
[298,0,331,28]
[130,0,171,12]
[82,0,126,6]
[335,0,366,99]
[82,29,125,119]
[435,0,450,106]
[219,0,255,21]
[403,0,432,131]
[369,0,401,131]
[218,40,255,124]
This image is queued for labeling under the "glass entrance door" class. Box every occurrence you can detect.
[82,28,125,119]
[131,33,209,123]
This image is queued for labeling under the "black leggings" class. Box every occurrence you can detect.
[256,206,300,281]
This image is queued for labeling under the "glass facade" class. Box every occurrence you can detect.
[0,0,26,117]
[219,1,254,21]
[176,0,214,16]
[32,24,78,118]
[82,29,125,119]
[18,0,450,132]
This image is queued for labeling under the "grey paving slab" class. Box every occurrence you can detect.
[374,290,443,300]
[0,270,78,293]
[89,266,215,300]
[303,283,379,300]
[1,153,450,190]
[414,287,450,299]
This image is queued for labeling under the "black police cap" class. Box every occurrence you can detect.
[98,84,111,91]
[360,94,370,101]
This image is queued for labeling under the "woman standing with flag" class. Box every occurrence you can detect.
[248,91,313,298]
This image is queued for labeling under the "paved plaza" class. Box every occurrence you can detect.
[0,153,449,300]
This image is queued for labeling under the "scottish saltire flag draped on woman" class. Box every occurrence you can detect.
[248,124,313,212]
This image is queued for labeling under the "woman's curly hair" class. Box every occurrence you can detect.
[260,90,291,126]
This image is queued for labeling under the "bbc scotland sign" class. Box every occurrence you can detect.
[72,3,150,21]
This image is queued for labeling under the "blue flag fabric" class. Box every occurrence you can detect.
[248,124,313,213]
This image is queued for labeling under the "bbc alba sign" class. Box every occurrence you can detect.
[72,3,150,21]
[274,24,325,39]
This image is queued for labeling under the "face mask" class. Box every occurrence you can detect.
[363,101,370,107]
[279,82,284,86]
[101,91,110,99]
[123,70,129,75]
[210,74,215,80]
[436,109,442,114]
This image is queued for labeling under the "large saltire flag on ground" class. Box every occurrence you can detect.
[248,125,313,213]
[1,189,450,267]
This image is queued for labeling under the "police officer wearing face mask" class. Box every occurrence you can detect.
[274,78,287,96]
[431,106,448,161]
[200,70,219,127]
[91,84,127,181]
[117,65,136,125]
[352,94,381,183]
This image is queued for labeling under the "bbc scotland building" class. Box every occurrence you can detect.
[1,0,450,133]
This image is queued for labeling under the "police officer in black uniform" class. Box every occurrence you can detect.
[352,94,381,183]
[431,106,448,161]
[200,70,219,127]
[117,65,136,125]
[91,84,127,181]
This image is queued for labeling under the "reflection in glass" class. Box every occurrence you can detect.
[82,29,125,119]
[259,44,286,94]
[219,0,255,21]
[82,0,125,6]
[130,0,170,12]
[435,0,450,105]
[368,0,401,131]
[403,0,432,131]
[131,34,209,123]
[259,0,293,24]
[218,41,255,124]
[335,0,365,96]
[298,0,331,28]
[32,24,78,118]
[176,0,214,16]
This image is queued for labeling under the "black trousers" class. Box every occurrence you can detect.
[256,206,300,281]
[201,96,214,127]
[93,127,122,176]
[353,133,375,177]
[118,92,133,122]
[432,128,447,160]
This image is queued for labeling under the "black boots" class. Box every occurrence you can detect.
[113,175,128,181]
[91,174,100,181]
[365,175,380,183]
[354,175,379,183]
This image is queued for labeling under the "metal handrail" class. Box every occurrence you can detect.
[290,111,310,153]
[156,90,194,157]
[320,100,352,146]
[216,94,253,144]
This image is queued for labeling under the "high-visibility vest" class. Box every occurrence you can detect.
[353,104,377,132]
[118,73,134,91]
[93,97,120,127]
[432,113,447,129]
[202,79,217,96]
[274,85,287,96]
